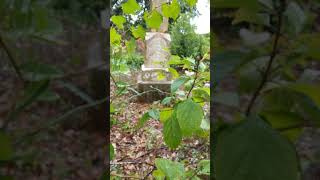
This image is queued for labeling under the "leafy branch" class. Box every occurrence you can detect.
[245,0,285,116]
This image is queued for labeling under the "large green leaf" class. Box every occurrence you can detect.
[144,10,163,30]
[160,108,173,123]
[163,112,182,149]
[284,2,306,34]
[136,112,151,129]
[214,116,300,180]
[130,25,146,39]
[288,83,320,107]
[176,99,203,136]
[121,0,141,14]
[155,158,185,179]
[198,160,210,175]
[110,27,121,45]
[171,76,190,94]
[111,15,126,29]
[0,131,13,161]
[162,0,180,20]
[260,111,304,141]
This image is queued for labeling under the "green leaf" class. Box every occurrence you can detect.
[162,0,180,20]
[192,88,210,102]
[168,55,183,65]
[144,10,163,29]
[131,25,146,39]
[161,97,173,105]
[284,2,306,34]
[111,15,126,29]
[288,83,320,107]
[110,27,121,45]
[110,104,115,113]
[214,92,239,107]
[198,160,210,175]
[148,109,160,120]
[136,112,151,129]
[176,99,203,136]
[215,116,300,180]
[153,170,165,180]
[121,0,141,14]
[168,67,179,79]
[0,131,13,161]
[155,158,185,179]
[171,76,190,93]
[186,0,198,7]
[260,111,304,141]
[125,38,136,54]
[160,108,173,123]
[163,112,182,149]
[110,144,115,160]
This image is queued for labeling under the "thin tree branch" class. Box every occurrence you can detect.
[187,55,205,98]
[245,1,285,116]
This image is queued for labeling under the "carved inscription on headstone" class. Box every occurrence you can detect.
[145,32,171,68]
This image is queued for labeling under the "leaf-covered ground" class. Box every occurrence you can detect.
[110,80,209,179]
[0,69,107,180]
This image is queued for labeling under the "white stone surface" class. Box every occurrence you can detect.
[145,32,171,68]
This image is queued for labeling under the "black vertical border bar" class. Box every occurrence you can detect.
[100,0,111,178]
[210,0,214,179]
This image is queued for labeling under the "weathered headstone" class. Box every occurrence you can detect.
[137,0,172,102]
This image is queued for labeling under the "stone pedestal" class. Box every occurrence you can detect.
[137,32,172,102]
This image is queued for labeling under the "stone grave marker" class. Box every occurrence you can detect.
[137,0,172,102]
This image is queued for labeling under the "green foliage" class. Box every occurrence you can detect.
[131,25,146,39]
[215,117,299,180]
[213,0,320,179]
[163,112,182,149]
[144,10,163,30]
[162,0,181,20]
[170,14,209,58]
[111,15,127,29]
[176,99,203,136]
[121,0,141,14]
[155,158,185,179]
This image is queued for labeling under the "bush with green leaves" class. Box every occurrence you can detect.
[170,13,209,58]
[213,0,320,179]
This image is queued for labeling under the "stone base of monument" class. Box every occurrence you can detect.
[137,65,172,103]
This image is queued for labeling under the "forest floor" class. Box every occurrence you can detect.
[110,81,210,179]
[0,69,107,180]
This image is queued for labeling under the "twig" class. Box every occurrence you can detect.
[187,55,205,98]
[245,0,285,116]
[0,34,24,83]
